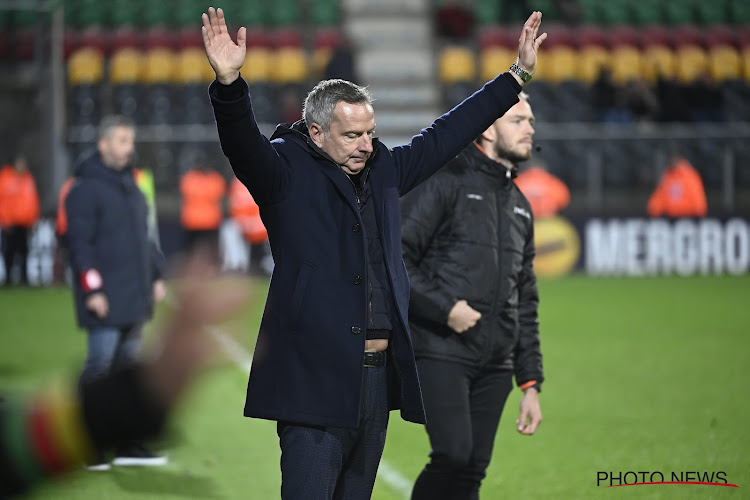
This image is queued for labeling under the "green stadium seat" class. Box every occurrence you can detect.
[310,0,341,26]
[226,0,266,27]
[173,0,206,27]
[577,0,600,23]
[662,0,694,25]
[110,0,140,27]
[630,2,663,25]
[599,0,630,25]
[269,0,301,26]
[729,0,750,23]
[695,0,729,24]
[142,0,174,26]
[75,0,107,28]
[14,9,38,27]
[475,0,501,25]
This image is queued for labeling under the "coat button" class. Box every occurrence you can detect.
[353,276,362,285]
[351,326,361,334]
[352,223,361,232]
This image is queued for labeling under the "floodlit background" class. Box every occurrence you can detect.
[1,0,749,498]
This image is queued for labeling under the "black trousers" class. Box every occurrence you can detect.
[2,226,29,285]
[412,358,513,500]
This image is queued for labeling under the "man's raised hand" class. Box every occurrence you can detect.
[201,7,246,85]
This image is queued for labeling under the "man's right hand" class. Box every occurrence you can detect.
[201,7,246,85]
[85,292,109,319]
[447,300,482,334]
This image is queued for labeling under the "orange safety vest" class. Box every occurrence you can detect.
[229,177,268,244]
[56,177,75,236]
[647,159,707,217]
[180,169,227,231]
[515,166,570,218]
[0,165,40,229]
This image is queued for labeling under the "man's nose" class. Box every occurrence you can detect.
[359,135,373,153]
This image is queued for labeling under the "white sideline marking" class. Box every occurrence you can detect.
[205,322,413,498]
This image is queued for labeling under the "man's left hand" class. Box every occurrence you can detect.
[516,387,542,435]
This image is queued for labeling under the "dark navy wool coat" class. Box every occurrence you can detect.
[210,73,521,429]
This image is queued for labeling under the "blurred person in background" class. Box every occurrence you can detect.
[0,153,40,286]
[647,152,707,218]
[201,6,545,498]
[179,163,226,254]
[402,93,544,500]
[515,158,570,218]
[65,115,167,470]
[228,175,273,276]
[0,250,250,499]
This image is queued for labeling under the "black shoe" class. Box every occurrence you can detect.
[112,443,168,467]
[85,450,111,471]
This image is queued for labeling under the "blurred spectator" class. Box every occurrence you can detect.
[65,115,167,470]
[323,35,358,83]
[622,77,660,123]
[688,72,723,122]
[515,160,570,217]
[434,0,474,40]
[228,176,273,276]
[656,74,691,122]
[0,250,250,499]
[134,167,161,247]
[647,153,707,217]
[278,88,304,124]
[592,68,632,123]
[0,153,40,285]
[179,164,227,253]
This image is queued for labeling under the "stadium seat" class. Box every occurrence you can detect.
[639,25,671,49]
[110,0,140,27]
[729,0,750,24]
[663,0,695,25]
[675,46,709,83]
[269,0,301,26]
[479,46,516,82]
[173,0,206,27]
[69,84,101,127]
[270,48,308,84]
[608,26,638,49]
[76,28,109,54]
[145,84,173,124]
[741,48,750,81]
[543,46,577,83]
[576,0,601,23]
[630,2,663,25]
[310,0,341,26]
[577,45,610,84]
[67,47,105,85]
[109,48,143,84]
[177,27,205,50]
[111,28,142,52]
[672,25,703,49]
[232,0,266,27]
[112,84,143,123]
[74,0,107,28]
[576,25,607,48]
[241,47,272,83]
[609,46,643,84]
[704,25,735,48]
[175,47,215,84]
[475,0,501,24]
[145,28,173,51]
[273,28,303,49]
[599,0,630,25]
[478,25,512,51]
[438,46,477,84]
[143,48,176,84]
[695,0,729,24]
[642,45,676,82]
[142,1,175,26]
[175,84,214,125]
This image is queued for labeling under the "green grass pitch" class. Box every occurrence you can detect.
[1,274,748,499]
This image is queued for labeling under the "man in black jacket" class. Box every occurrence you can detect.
[66,115,166,469]
[402,93,544,499]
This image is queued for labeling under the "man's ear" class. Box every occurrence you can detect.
[480,124,496,145]
[309,122,324,148]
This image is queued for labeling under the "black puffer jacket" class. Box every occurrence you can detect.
[401,143,543,387]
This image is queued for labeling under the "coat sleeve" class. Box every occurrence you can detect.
[401,172,456,325]
[65,180,101,294]
[390,73,521,197]
[209,77,292,206]
[513,210,544,388]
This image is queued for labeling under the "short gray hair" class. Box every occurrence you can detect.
[97,115,136,141]
[303,79,374,133]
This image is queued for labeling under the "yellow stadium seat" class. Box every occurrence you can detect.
[577,45,609,84]
[742,48,750,82]
[610,46,643,84]
[708,45,741,82]
[544,46,577,83]
[109,48,143,84]
[270,47,308,84]
[479,46,515,83]
[176,47,214,84]
[67,47,104,85]
[241,47,272,83]
[143,48,175,84]
[439,46,477,83]
[312,47,332,79]
[675,46,708,84]
[642,45,676,83]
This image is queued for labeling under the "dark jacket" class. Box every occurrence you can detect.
[401,143,544,387]
[210,73,522,429]
[66,152,163,329]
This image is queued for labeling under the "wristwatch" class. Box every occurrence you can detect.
[509,62,532,83]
